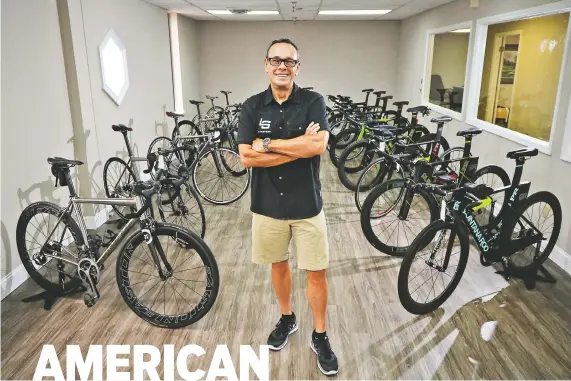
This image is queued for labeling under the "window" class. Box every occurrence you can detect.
[562,101,571,163]
[467,3,571,153]
[423,23,472,118]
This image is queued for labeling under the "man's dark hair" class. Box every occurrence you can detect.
[266,38,299,59]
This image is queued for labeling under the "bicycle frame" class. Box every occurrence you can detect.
[447,180,536,263]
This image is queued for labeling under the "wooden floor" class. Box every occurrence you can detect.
[2,154,571,380]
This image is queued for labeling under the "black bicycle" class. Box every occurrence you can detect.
[149,103,250,205]
[360,117,510,256]
[397,147,562,315]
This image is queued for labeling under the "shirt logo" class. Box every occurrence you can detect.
[259,118,271,130]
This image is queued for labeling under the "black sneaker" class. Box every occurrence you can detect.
[267,313,298,351]
[310,332,339,376]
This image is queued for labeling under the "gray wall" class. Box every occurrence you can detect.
[80,0,174,171]
[396,0,571,258]
[0,0,174,298]
[178,15,202,112]
[194,21,401,106]
[1,0,76,296]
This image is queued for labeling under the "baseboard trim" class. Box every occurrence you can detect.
[1,264,29,300]
[550,245,571,276]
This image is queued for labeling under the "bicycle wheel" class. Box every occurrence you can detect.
[159,183,207,238]
[16,202,84,293]
[471,165,511,228]
[360,178,439,256]
[329,127,360,167]
[173,120,202,141]
[398,220,470,315]
[502,191,562,276]
[354,158,405,212]
[103,157,138,219]
[116,223,219,328]
[337,140,378,191]
[192,147,250,205]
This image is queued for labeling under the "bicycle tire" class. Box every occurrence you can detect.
[354,158,405,212]
[471,165,511,227]
[103,157,138,220]
[329,127,360,167]
[160,183,207,239]
[192,147,250,205]
[337,140,378,191]
[16,201,84,293]
[116,223,219,328]
[173,120,203,142]
[502,191,562,276]
[398,220,470,315]
[360,178,440,256]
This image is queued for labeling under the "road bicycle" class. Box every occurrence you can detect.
[360,116,510,256]
[353,124,510,214]
[336,106,452,191]
[16,156,219,328]
[397,147,562,315]
[102,123,206,238]
[149,102,250,205]
[329,103,450,168]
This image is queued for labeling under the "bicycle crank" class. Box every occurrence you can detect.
[78,258,101,307]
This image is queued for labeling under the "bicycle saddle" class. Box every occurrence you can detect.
[380,95,393,101]
[112,124,132,132]
[166,111,184,118]
[457,127,482,137]
[373,91,386,96]
[206,95,218,100]
[47,157,84,167]
[393,101,410,107]
[407,105,430,114]
[189,100,204,105]
[506,147,538,159]
[430,116,452,124]
[220,90,232,95]
[362,88,374,92]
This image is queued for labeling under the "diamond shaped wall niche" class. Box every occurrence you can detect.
[98,28,129,105]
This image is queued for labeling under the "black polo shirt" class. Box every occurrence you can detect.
[237,83,330,220]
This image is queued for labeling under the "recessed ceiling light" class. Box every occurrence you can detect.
[451,28,471,33]
[207,10,232,15]
[248,11,279,15]
[318,10,392,15]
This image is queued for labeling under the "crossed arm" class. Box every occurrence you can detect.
[238,123,329,168]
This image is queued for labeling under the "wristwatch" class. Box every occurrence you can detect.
[262,138,271,152]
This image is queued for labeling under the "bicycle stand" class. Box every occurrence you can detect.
[496,264,557,290]
[21,277,86,311]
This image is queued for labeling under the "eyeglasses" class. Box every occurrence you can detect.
[266,57,299,68]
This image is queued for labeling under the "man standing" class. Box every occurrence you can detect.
[237,38,338,376]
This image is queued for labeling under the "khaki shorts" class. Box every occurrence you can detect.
[252,210,329,271]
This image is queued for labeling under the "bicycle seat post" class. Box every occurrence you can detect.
[122,130,134,158]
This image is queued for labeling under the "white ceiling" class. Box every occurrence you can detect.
[142,0,458,21]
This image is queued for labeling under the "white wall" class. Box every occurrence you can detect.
[178,15,201,113]
[1,0,174,299]
[195,21,401,107]
[397,0,571,266]
[1,0,76,296]
[81,0,174,170]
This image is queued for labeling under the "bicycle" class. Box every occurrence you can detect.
[102,123,206,238]
[16,156,220,328]
[360,116,510,256]
[397,147,562,315]
[353,125,510,213]
[150,103,250,205]
[336,106,450,191]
